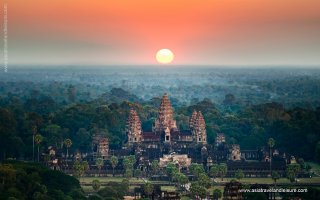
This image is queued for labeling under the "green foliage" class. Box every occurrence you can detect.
[190,182,206,199]
[121,178,130,192]
[42,170,80,194]
[92,179,101,191]
[0,162,81,200]
[73,160,89,179]
[95,158,104,173]
[88,195,103,200]
[286,164,301,182]
[189,163,205,178]
[98,182,128,199]
[123,155,135,170]
[64,139,72,148]
[110,156,118,176]
[143,182,154,196]
[212,189,222,200]
[123,155,136,178]
[209,163,228,181]
[134,169,142,178]
[209,164,220,177]
[35,134,43,145]
[1,85,320,163]
[124,169,133,178]
[315,141,320,162]
[151,160,159,175]
[268,138,275,148]
[166,162,179,181]
[235,169,244,181]
[218,163,228,181]
[271,171,280,184]
[198,173,211,189]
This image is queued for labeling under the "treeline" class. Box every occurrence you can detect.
[0,88,320,162]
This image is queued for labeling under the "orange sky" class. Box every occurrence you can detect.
[4,0,320,65]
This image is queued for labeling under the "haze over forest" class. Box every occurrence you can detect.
[2,66,320,108]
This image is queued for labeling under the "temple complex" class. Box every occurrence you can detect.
[48,93,288,178]
[125,93,207,148]
[122,93,287,176]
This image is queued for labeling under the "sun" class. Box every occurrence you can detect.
[156,49,174,64]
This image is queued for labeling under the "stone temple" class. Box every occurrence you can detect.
[122,93,287,176]
[48,93,288,177]
[126,93,207,149]
[124,93,209,164]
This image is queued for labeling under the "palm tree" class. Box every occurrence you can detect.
[110,155,118,177]
[34,134,43,162]
[268,138,275,174]
[32,125,37,162]
[96,158,104,177]
[64,138,72,160]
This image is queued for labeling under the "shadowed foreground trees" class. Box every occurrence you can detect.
[0,161,84,200]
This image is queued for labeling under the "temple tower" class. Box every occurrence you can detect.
[230,144,241,161]
[153,93,177,133]
[192,111,207,144]
[126,108,142,144]
[215,133,226,147]
[189,110,197,130]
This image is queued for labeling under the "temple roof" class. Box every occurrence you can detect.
[142,132,160,141]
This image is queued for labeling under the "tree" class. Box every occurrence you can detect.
[198,173,211,189]
[44,124,62,148]
[124,169,133,178]
[213,189,222,200]
[190,182,206,199]
[134,169,142,179]
[0,164,16,186]
[67,85,77,103]
[123,155,135,178]
[297,158,306,170]
[110,156,118,177]
[73,160,89,180]
[92,179,101,192]
[218,163,227,181]
[235,169,244,181]
[209,164,220,178]
[189,163,205,178]
[151,160,159,175]
[286,164,301,183]
[121,178,130,193]
[268,138,275,174]
[166,162,179,181]
[34,134,43,162]
[64,139,72,160]
[32,125,37,162]
[95,158,104,177]
[271,171,280,186]
[175,173,188,191]
[143,182,153,198]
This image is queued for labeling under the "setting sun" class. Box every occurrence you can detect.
[156,49,174,64]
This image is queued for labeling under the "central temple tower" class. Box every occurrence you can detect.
[153,93,177,134]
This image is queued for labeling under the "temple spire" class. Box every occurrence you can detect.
[126,108,142,144]
[191,111,207,144]
[153,93,177,133]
